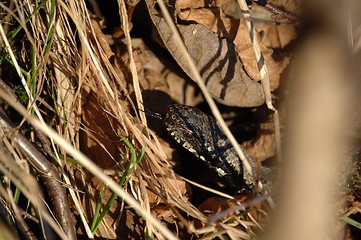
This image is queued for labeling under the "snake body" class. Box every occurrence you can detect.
[164,104,275,193]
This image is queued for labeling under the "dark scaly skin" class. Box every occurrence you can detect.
[164,104,256,193]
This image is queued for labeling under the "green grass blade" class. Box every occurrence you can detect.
[7,0,47,42]
[344,216,361,229]
[91,134,144,233]
[91,190,104,231]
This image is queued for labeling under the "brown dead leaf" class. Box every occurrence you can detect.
[177,4,296,91]
[242,120,277,162]
[269,0,303,16]
[145,0,265,107]
[80,89,124,169]
[117,209,145,239]
[115,38,166,90]
[257,23,297,49]
[194,195,249,229]
[151,204,176,223]
[111,0,140,39]
[198,195,248,215]
[243,132,276,162]
[90,17,114,60]
[176,0,208,11]
[215,0,242,17]
[114,38,203,107]
[146,176,191,204]
[165,71,204,106]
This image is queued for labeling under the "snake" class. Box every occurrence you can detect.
[164,104,275,193]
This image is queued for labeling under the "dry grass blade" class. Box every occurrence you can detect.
[0,87,178,240]
[237,0,271,109]
[117,0,148,128]
[207,194,271,226]
[236,0,282,163]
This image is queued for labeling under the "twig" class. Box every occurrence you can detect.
[253,0,298,22]
[7,186,36,240]
[0,78,55,160]
[0,141,66,239]
[0,108,76,240]
[207,194,271,226]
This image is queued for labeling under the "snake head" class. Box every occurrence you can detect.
[164,104,207,159]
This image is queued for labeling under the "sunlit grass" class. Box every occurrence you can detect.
[91,132,145,234]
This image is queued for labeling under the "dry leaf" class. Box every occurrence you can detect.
[194,195,249,229]
[90,17,115,60]
[80,90,124,169]
[116,209,145,239]
[177,4,296,91]
[151,205,176,222]
[165,71,204,106]
[145,0,265,107]
[147,177,191,204]
[243,132,277,162]
[198,195,248,215]
[243,119,277,162]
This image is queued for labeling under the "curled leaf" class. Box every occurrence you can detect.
[145,0,265,107]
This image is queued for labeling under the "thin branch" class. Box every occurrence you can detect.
[7,186,36,240]
[0,108,76,240]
